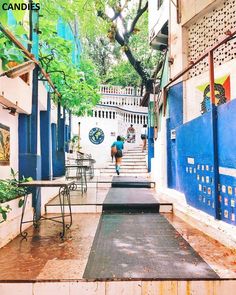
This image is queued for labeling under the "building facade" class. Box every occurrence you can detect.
[0,12,79,243]
[72,85,148,167]
[149,0,236,227]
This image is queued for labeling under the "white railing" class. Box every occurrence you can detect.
[91,106,148,125]
[100,95,143,107]
[99,85,142,96]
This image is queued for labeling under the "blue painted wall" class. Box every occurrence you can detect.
[51,118,65,178]
[148,127,154,172]
[18,10,41,218]
[217,99,236,168]
[217,99,236,224]
[51,123,57,177]
[171,97,236,225]
[40,93,52,180]
[166,82,183,189]
[176,111,215,217]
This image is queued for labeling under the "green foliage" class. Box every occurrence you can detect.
[77,0,164,88]
[0,205,11,223]
[69,135,81,152]
[0,169,32,223]
[0,27,28,70]
[39,30,100,114]
[106,61,141,87]
[0,0,28,26]
[0,0,10,26]
[0,0,101,115]
[128,12,163,76]
[39,0,101,115]
[0,180,23,203]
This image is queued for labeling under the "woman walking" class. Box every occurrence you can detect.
[141,124,148,152]
[111,136,124,175]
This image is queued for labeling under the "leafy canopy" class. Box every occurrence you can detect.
[76,0,163,90]
[0,0,101,115]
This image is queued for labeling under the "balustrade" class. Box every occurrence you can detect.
[99,85,142,96]
[91,104,148,125]
[100,95,143,107]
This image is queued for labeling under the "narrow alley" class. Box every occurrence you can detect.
[1,1,236,294]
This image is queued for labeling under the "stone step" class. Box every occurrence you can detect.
[122,155,146,158]
[100,174,150,178]
[45,203,171,214]
[124,150,145,153]
[107,165,147,169]
[124,155,144,157]
[122,157,146,164]
[123,155,146,158]
[122,157,146,159]
[121,160,146,163]
[107,163,147,167]
[124,151,146,153]
[101,168,148,173]
[100,172,149,177]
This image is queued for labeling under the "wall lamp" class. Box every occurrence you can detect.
[2,106,17,116]
[0,61,35,78]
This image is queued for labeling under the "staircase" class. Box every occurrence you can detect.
[100,145,149,177]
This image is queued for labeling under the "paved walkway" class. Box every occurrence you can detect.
[83,178,218,279]
[0,147,236,295]
[0,179,235,282]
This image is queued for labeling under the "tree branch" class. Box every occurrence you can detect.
[97,1,151,88]
[128,1,148,35]
[138,0,143,11]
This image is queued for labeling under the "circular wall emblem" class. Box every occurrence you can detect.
[89,127,105,145]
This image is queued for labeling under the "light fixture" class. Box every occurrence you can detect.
[0,61,35,79]
[2,106,17,116]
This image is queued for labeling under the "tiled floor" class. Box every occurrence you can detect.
[47,187,109,206]
[0,214,100,281]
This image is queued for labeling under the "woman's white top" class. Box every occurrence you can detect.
[141,127,147,135]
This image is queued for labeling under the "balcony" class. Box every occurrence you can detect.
[149,0,169,50]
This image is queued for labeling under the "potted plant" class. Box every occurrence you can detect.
[0,169,32,223]
[69,135,81,153]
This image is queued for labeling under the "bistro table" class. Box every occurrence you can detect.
[65,164,89,193]
[75,158,96,179]
[18,180,75,239]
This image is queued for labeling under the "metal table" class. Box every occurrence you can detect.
[75,158,96,179]
[65,165,89,193]
[18,180,75,239]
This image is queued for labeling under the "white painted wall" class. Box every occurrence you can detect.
[71,116,118,167]
[38,81,48,111]
[181,0,223,25]
[151,112,167,188]
[169,1,188,81]
[0,108,18,179]
[71,115,145,168]
[0,75,32,114]
[37,82,48,156]
[148,0,169,41]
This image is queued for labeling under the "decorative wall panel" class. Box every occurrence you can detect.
[188,0,236,78]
